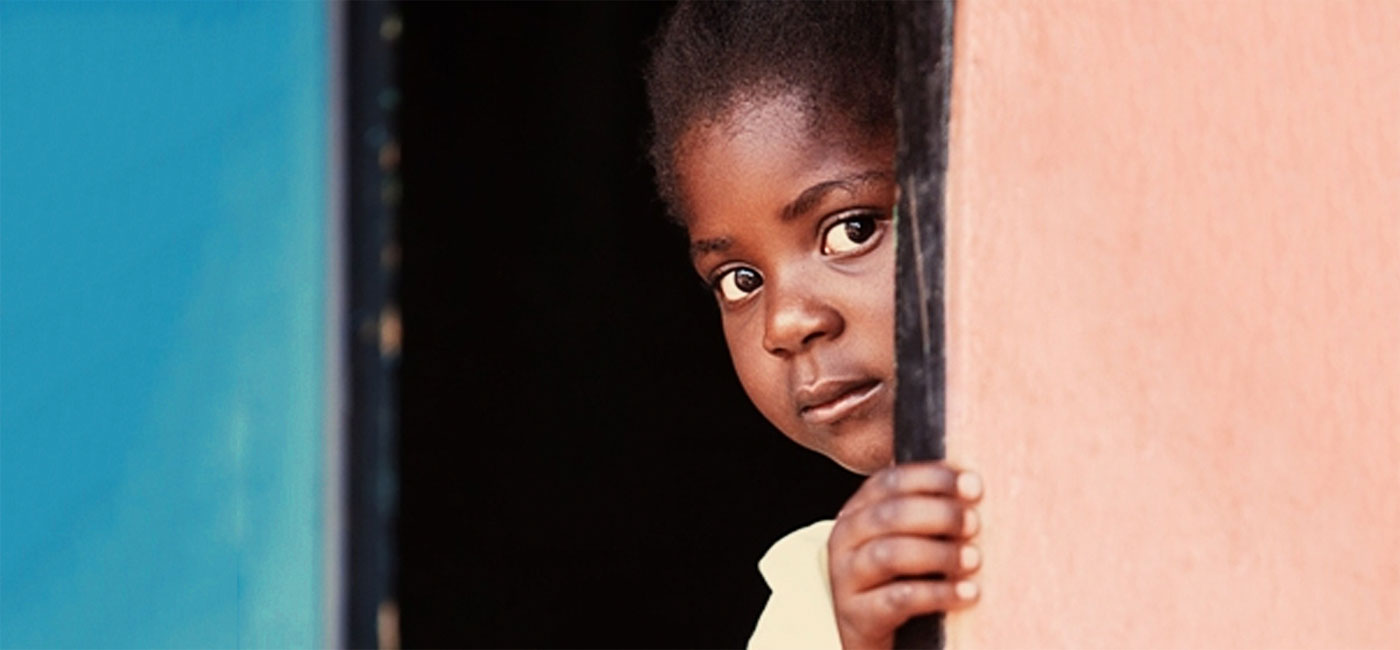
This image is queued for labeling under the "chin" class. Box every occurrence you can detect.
[821,423,894,475]
[831,451,892,476]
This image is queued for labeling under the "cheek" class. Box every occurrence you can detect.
[853,241,897,360]
[879,253,896,341]
[723,321,791,422]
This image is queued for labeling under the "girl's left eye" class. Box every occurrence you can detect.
[821,213,884,255]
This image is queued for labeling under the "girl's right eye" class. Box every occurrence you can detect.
[714,267,763,303]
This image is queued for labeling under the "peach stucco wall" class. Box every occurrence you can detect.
[943,1,1400,647]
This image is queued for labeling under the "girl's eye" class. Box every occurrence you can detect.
[821,213,882,255]
[715,267,763,303]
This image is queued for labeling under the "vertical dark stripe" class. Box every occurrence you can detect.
[893,0,955,648]
[346,2,401,647]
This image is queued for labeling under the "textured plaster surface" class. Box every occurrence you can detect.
[942,1,1400,647]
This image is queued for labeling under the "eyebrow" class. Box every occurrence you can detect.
[688,168,893,260]
[781,169,892,222]
[689,236,733,260]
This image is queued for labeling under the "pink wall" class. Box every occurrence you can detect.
[943,1,1400,647]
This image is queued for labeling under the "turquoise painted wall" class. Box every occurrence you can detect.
[1,3,330,646]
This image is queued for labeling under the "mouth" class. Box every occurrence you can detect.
[796,378,884,425]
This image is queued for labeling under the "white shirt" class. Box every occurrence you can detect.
[747,520,842,649]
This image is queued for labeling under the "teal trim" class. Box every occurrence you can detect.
[1,2,329,647]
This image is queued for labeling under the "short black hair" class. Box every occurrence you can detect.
[645,0,896,222]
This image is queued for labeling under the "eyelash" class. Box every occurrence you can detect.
[707,209,889,305]
[819,209,886,255]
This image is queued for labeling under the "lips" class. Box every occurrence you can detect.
[796,378,884,425]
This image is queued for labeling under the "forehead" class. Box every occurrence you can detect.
[677,94,891,231]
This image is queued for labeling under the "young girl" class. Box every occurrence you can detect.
[646,3,983,649]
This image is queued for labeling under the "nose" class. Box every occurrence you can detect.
[761,277,845,356]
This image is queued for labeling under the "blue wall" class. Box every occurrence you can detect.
[1,3,331,646]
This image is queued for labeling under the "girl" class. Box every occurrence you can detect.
[646,3,983,649]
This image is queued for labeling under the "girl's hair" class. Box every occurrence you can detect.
[645,1,896,222]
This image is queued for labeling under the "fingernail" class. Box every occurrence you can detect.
[960,545,981,570]
[955,580,979,600]
[956,472,983,500]
[962,509,979,537]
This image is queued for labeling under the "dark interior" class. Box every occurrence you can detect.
[397,4,863,647]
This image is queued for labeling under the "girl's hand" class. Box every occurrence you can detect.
[827,462,982,650]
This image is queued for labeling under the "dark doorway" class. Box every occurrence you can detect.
[396,4,863,647]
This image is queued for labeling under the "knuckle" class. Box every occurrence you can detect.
[879,466,900,490]
[883,582,913,610]
[875,500,899,525]
[869,538,892,569]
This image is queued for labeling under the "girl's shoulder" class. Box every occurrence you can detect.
[750,519,841,650]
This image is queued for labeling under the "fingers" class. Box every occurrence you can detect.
[833,494,978,549]
[828,463,985,649]
[839,462,981,518]
[838,579,980,638]
[847,535,980,591]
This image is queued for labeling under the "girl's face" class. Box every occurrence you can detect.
[678,93,896,475]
